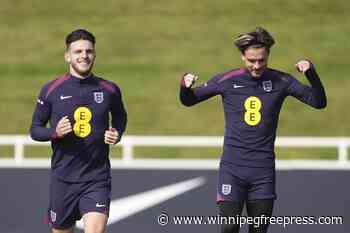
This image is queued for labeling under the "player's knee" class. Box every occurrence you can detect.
[246,199,274,233]
[221,222,240,233]
[249,223,270,233]
[83,212,107,233]
[218,201,243,233]
[84,222,106,233]
[218,201,243,217]
[246,199,274,217]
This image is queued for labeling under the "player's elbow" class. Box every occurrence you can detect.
[316,102,327,109]
[29,127,40,141]
[180,98,196,107]
[179,90,199,107]
[181,101,195,107]
[29,126,46,142]
[179,94,196,106]
[313,99,327,109]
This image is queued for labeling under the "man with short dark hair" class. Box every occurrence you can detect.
[179,27,326,233]
[30,29,127,233]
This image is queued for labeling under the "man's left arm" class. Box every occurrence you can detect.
[105,85,127,145]
[287,60,327,109]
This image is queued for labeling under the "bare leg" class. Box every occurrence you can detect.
[82,212,108,233]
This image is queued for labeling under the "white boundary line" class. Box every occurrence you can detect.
[1,158,350,170]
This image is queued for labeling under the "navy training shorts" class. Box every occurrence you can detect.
[217,161,276,202]
[47,174,111,230]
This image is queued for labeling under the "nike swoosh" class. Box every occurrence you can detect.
[60,95,72,100]
[76,176,205,228]
[233,84,245,88]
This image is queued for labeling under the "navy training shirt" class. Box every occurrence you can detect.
[30,74,127,182]
[180,67,326,167]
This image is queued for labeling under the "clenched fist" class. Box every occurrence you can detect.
[104,127,120,145]
[55,116,72,138]
[295,60,313,74]
[183,73,199,88]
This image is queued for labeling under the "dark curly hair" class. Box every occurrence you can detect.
[234,27,275,54]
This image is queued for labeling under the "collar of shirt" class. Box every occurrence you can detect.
[69,73,95,84]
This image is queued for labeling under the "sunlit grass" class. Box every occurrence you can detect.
[0,0,349,159]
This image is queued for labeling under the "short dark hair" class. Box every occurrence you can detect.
[65,29,96,49]
[234,27,275,54]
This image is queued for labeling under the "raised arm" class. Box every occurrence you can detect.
[179,73,222,106]
[287,60,327,109]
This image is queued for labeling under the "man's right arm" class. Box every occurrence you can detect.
[29,86,58,141]
[179,73,221,106]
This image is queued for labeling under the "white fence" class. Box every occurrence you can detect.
[1,135,350,169]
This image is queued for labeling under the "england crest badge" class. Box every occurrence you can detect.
[262,80,273,92]
[94,92,104,103]
[222,184,232,195]
[50,210,57,222]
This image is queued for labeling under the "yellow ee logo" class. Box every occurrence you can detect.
[73,107,92,138]
[244,96,262,126]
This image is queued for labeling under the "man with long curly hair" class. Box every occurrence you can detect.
[179,27,327,233]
